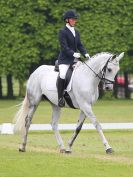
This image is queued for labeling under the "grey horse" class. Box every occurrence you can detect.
[14,52,124,153]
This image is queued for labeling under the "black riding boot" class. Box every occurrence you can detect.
[57,77,65,107]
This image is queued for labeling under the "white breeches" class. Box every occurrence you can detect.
[59,64,70,79]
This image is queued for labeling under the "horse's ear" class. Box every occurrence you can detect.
[112,54,117,60]
[110,54,117,61]
[116,52,124,62]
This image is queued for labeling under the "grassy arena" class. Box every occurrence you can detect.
[0,131,133,177]
[0,99,133,123]
[0,99,133,176]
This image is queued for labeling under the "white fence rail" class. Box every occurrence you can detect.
[1,123,133,134]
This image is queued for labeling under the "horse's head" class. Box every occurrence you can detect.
[103,52,124,91]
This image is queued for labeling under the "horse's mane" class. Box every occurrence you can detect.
[91,52,113,60]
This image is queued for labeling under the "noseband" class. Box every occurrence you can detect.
[83,57,115,84]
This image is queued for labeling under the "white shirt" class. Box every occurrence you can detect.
[66,24,75,37]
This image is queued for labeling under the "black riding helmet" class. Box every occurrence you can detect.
[63,10,79,21]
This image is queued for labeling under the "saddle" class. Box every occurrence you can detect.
[54,60,77,109]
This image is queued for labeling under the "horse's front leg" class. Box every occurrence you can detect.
[82,104,113,154]
[51,105,65,153]
[66,111,86,153]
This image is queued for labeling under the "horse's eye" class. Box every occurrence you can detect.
[108,68,112,72]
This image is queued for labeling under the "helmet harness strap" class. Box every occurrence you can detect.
[66,19,73,27]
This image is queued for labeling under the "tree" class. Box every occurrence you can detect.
[7,74,13,98]
[0,77,2,98]
[0,0,54,96]
[0,0,132,97]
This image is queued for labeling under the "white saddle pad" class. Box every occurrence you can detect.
[45,72,58,91]
[46,61,82,92]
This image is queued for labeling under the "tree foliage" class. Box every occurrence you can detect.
[0,0,132,81]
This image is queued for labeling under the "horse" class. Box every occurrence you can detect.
[14,52,124,154]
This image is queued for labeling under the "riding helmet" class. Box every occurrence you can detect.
[63,10,79,21]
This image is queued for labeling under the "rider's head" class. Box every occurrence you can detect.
[63,10,79,27]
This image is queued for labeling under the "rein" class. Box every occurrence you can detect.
[83,57,115,84]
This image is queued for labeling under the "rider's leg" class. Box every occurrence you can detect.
[57,77,65,107]
[58,64,70,107]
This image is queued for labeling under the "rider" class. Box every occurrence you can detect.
[57,10,91,107]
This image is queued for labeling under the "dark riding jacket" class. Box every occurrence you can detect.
[58,26,87,65]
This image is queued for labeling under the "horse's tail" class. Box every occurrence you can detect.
[13,92,29,136]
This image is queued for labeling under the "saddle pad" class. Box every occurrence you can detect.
[45,72,58,91]
[45,61,82,91]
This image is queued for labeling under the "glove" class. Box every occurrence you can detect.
[85,53,91,59]
[73,52,80,58]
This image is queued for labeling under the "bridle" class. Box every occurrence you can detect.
[83,56,115,85]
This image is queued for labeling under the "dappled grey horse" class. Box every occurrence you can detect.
[14,52,124,153]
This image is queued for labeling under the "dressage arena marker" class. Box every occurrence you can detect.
[1,123,133,134]
[1,123,14,134]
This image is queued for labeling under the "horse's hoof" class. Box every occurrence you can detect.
[65,149,72,154]
[19,148,25,152]
[60,149,66,153]
[106,148,114,154]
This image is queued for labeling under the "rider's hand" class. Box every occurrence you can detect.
[85,53,91,60]
[73,52,80,58]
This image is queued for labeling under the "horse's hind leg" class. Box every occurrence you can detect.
[66,111,86,153]
[19,104,37,152]
[19,93,41,152]
[51,105,65,153]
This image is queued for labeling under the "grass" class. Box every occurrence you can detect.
[0,130,133,177]
[0,99,133,176]
[0,99,133,123]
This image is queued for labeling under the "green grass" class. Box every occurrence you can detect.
[0,99,133,123]
[0,130,133,177]
[0,100,133,176]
